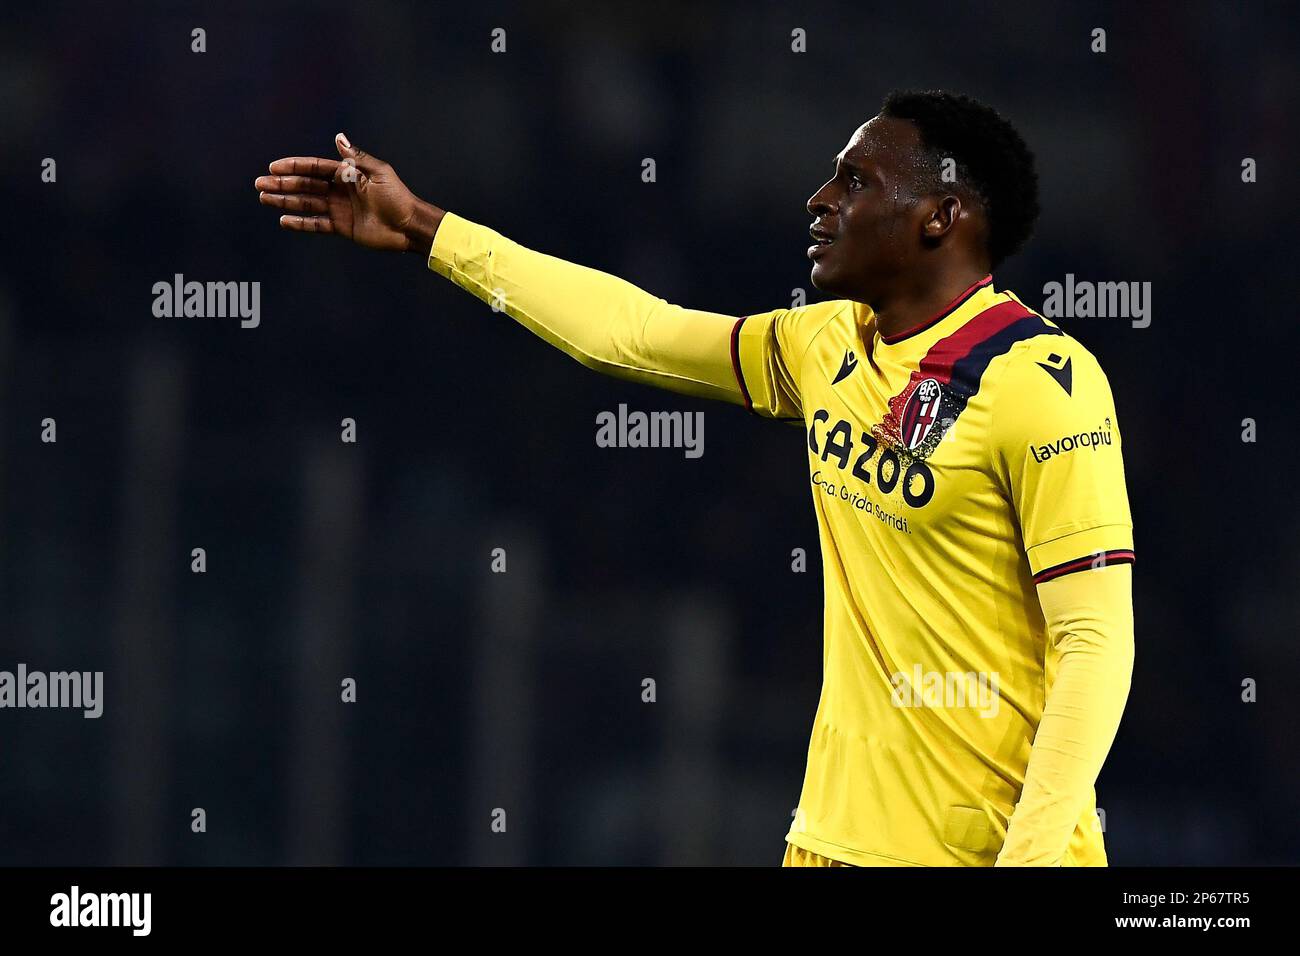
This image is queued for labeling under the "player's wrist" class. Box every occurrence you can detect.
[401,199,445,254]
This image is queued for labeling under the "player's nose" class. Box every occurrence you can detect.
[807,180,836,217]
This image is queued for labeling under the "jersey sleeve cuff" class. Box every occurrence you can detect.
[1026,525,1134,583]
[427,210,491,280]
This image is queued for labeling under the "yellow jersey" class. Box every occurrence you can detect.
[427,213,1135,866]
[732,276,1133,865]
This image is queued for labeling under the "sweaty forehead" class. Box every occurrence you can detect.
[843,115,928,180]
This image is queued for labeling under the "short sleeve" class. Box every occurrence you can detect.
[732,304,838,422]
[991,340,1134,583]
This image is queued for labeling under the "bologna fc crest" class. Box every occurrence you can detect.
[899,378,943,450]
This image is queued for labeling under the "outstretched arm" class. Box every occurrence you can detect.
[255,134,752,407]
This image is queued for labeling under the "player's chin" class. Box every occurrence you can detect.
[808,261,840,295]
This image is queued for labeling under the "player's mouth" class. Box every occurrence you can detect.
[808,225,836,260]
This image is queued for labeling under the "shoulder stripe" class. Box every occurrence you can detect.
[945,312,1064,403]
[873,299,1062,458]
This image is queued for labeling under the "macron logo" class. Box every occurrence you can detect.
[1036,352,1073,396]
[832,349,858,385]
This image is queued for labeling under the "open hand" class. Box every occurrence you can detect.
[255,133,442,253]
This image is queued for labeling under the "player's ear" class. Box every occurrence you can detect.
[923,195,962,240]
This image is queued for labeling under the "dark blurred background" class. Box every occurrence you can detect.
[1,0,1297,865]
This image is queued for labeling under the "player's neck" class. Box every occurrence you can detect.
[867,268,991,342]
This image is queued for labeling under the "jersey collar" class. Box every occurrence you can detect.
[859,275,995,347]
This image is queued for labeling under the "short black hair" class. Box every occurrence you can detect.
[881,89,1039,270]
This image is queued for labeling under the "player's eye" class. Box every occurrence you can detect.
[847,173,865,191]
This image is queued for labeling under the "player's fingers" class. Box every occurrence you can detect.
[278,214,334,234]
[267,156,342,179]
[254,174,331,194]
[259,192,329,214]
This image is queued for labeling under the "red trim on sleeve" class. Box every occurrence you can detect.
[729,316,753,411]
[1033,550,1135,584]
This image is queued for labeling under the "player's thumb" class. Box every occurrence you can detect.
[335,132,380,175]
